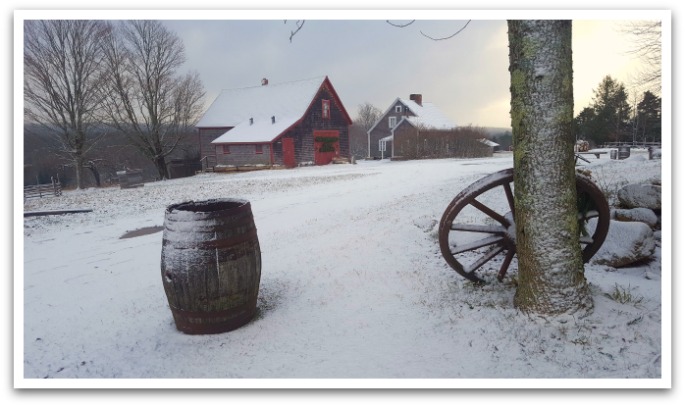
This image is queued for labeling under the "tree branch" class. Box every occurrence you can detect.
[288,20,306,43]
[420,20,471,41]
[385,20,415,28]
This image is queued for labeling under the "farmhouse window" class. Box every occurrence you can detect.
[395,105,402,113]
[255,145,263,154]
[222,145,231,154]
[389,116,397,128]
[322,99,331,119]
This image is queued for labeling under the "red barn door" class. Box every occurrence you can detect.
[313,130,339,166]
[282,138,296,168]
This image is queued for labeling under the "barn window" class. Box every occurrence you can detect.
[395,105,402,113]
[255,145,263,154]
[322,99,331,119]
[389,116,397,128]
[222,145,231,154]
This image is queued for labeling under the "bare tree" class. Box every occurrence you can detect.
[100,20,205,180]
[355,102,382,158]
[356,102,382,130]
[508,20,592,316]
[24,20,110,189]
[622,20,661,94]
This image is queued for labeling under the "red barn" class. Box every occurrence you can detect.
[196,76,352,171]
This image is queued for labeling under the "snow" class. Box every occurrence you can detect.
[399,99,457,129]
[212,114,301,143]
[17,150,670,389]
[369,97,457,136]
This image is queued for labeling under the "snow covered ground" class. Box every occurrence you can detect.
[17,150,669,388]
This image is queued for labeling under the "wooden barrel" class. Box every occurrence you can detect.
[161,198,261,334]
[618,146,631,160]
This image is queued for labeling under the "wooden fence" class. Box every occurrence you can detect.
[24,177,62,199]
[601,141,662,148]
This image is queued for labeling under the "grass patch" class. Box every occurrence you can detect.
[605,283,644,306]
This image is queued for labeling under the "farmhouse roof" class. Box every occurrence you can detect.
[198,76,350,144]
[397,98,456,130]
[479,138,499,147]
[368,96,456,135]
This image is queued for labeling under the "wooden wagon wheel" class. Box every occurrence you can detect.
[438,168,610,284]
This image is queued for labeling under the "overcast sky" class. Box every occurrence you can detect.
[158,12,663,129]
[12,7,669,130]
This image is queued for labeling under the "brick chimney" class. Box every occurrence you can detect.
[261,78,269,86]
[409,94,422,106]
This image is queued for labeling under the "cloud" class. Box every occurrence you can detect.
[162,16,659,129]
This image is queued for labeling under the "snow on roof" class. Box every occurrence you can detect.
[368,97,457,135]
[398,98,456,130]
[479,138,499,147]
[198,76,326,143]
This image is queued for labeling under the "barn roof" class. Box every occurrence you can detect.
[198,76,350,144]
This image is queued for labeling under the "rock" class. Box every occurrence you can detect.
[590,219,656,268]
[612,208,659,229]
[617,183,661,210]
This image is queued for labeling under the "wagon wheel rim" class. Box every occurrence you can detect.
[438,168,517,284]
[438,168,610,284]
[575,172,610,262]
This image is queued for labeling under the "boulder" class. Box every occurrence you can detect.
[612,208,659,229]
[590,219,656,268]
[617,183,661,210]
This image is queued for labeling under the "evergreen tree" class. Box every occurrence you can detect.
[636,91,662,143]
[575,75,632,145]
[573,107,598,145]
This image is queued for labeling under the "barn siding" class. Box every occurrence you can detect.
[198,127,231,167]
[215,144,272,166]
[278,85,350,166]
[199,78,351,168]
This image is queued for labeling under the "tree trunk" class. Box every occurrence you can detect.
[508,20,593,316]
[155,156,169,180]
[84,161,101,187]
[74,156,83,190]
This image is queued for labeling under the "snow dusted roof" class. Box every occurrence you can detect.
[479,138,499,147]
[197,76,327,143]
[398,98,456,130]
[368,96,457,135]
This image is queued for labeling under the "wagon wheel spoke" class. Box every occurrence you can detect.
[439,168,517,283]
[470,199,510,227]
[503,182,515,216]
[463,244,506,275]
[579,235,594,245]
[450,223,506,234]
[439,168,610,284]
[451,235,504,255]
[578,210,600,220]
[497,249,515,282]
